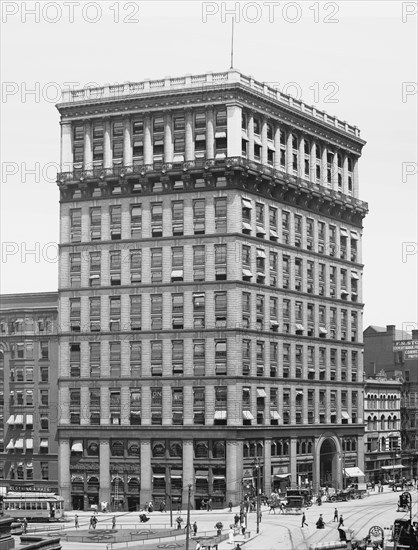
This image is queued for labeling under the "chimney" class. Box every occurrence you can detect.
[387,325,396,337]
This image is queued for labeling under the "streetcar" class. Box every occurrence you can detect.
[1,492,65,522]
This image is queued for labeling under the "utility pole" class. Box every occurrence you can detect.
[185,484,192,550]
[253,459,261,535]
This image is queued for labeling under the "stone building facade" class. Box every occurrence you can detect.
[55,69,368,510]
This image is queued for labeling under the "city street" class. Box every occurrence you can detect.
[23,487,417,550]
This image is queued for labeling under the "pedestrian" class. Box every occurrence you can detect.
[241,521,246,535]
[74,514,79,529]
[229,526,235,544]
[176,516,183,530]
[316,514,325,529]
[112,515,116,529]
[93,515,98,529]
[228,500,233,512]
[195,542,202,550]
[333,508,338,522]
[338,514,344,528]
[160,500,166,513]
[89,516,94,530]
[22,518,28,534]
[234,513,240,528]
[301,512,308,527]
[208,498,212,512]
[215,521,223,536]
[193,521,198,536]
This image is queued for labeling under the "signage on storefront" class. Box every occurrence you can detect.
[9,485,58,493]
[273,466,289,475]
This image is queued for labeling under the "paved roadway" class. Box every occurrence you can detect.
[22,486,418,550]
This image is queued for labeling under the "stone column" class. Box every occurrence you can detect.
[103,119,112,170]
[321,145,328,186]
[123,116,132,167]
[99,440,111,505]
[83,121,92,171]
[264,439,272,495]
[342,154,349,194]
[185,109,194,162]
[227,103,242,158]
[273,126,281,170]
[310,141,316,182]
[60,121,73,173]
[226,441,239,504]
[60,387,70,425]
[298,136,305,179]
[140,440,152,503]
[182,440,194,505]
[143,114,153,165]
[332,151,339,189]
[206,107,215,159]
[353,158,359,197]
[164,112,173,164]
[58,439,71,509]
[289,437,297,488]
[248,113,254,161]
[286,131,293,173]
[261,118,268,165]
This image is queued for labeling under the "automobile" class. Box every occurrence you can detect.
[329,490,352,502]
[285,489,313,507]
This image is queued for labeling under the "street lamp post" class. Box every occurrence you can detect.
[252,459,261,535]
[185,484,192,550]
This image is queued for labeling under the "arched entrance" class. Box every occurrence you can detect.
[319,439,338,488]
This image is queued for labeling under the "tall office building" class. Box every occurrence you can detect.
[56,69,368,510]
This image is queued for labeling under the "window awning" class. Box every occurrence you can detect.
[351,272,359,280]
[195,134,206,141]
[171,475,182,479]
[341,290,349,295]
[350,231,359,240]
[171,269,184,278]
[15,414,24,424]
[71,441,83,452]
[256,249,266,259]
[6,415,15,425]
[242,198,252,209]
[89,274,100,279]
[344,467,365,477]
[26,414,33,424]
[296,390,304,397]
[26,439,33,450]
[254,136,262,146]
[268,144,276,151]
[274,473,291,479]
[257,388,267,398]
[40,440,49,448]
[319,327,328,334]
[340,228,348,236]
[341,411,350,420]
[243,410,254,420]
[152,474,165,479]
[270,411,281,420]
[269,229,278,238]
[214,411,227,420]
[242,222,252,231]
[14,438,24,449]
[256,225,266,235]
[195,475,209,480]
[215,131,226,138]
[213,475,225,480]
[381,464,405,470]
[242,269,253,278]
[6,440,14,450]
[295,324,304,331]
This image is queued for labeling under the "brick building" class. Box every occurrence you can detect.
[0,293,59,492]
[55,69,368,510]
[364,325,418,478]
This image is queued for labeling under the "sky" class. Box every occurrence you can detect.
[1,0,417,332]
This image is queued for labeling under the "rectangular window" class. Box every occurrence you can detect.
[193,292,205,329]
[172,340,184,376]
[110,205,121,239]
[193,339,205,376]
[131,205,142,238]
[151,248,163,283]
[215,340,227,375]
[130,342,141,378]
[109,297,121,331]
[130,250,142,283]
[70,209,81,242]
[172,201,184,236]
[151,341,163,376]
[151,202,163,237]
[90,207,101,240]
[151,294,163,330]
[130,389,141,425]
[130,295,142,330]
[193,199,205,234]
[214,197,227,232]
[214,291,227,328]
[109,342,121,377]
[214,244,227,280]
[193,245,205,281]
[40,341,49,359]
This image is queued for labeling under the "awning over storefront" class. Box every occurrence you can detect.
[14,438,24,449]
[243,411,254,420]
[214,411,227,420]
[381,464,405,470]
[344,467,365,477]
[14,415,23,424]
[270,411,281,420]
[274,473,291,479]
[26,439,33,450]
[6,440,14,450]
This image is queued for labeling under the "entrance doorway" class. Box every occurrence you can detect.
[319,439,338,488]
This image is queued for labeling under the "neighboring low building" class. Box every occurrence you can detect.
[0,293,59,492]
[364,373,402,483]
[364,324,418,478]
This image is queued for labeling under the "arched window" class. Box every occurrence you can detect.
[128,477,140,492]
[213,441,225,459]
[169,442,182,458]
[380,415,385,431]
[243,443,249,458]
[195,442,208,459]
[111,475,124,492]
[152,441,166,458]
